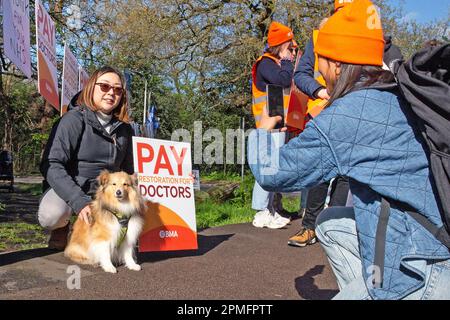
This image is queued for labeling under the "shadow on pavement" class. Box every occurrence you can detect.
[138,233,234,263]
[0,248,59,267]
[0,233,233,268]
[295,265,339,300]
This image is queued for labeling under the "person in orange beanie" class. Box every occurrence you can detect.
[250,21,297,229]
[288,0,356,249]
[289,0,403,249]
[316,0,384,67]
[249,0,450,300]
[267,21,294,47]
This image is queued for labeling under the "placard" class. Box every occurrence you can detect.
[286,50,309,130]
[133,137,197,252]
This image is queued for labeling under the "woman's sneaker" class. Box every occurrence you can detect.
[273,211,291,225]
[287,227,317,247]
[252,209,271,228]
[252,209,289,229]
[267,215,289,229]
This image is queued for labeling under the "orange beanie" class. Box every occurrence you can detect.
[316,0,385,66]
[335,0,354,11]
[267,21,293,47]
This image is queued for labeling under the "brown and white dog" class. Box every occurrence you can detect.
[64,171,145,273]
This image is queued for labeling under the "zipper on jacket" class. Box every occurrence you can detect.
[111,133,117,167]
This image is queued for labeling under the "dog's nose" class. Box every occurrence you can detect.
[116,190,122,197]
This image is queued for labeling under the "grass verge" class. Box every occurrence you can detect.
[15,183,42,196]
[0,222,47,252]
[196,173,300,229]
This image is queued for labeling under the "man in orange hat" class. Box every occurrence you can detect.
[250,21,297,229]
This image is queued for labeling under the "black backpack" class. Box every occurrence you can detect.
[396,43,450,247]
[373,43,450,287]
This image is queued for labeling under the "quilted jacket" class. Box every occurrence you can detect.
[248,87,450,299]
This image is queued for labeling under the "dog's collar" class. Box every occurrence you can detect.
[105,208,132,246]
[105,208,131,225]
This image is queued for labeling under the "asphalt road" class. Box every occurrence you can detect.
[0,221,338,300]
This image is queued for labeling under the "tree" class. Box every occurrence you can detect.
[0,0,110,171]
[1,0,448,175]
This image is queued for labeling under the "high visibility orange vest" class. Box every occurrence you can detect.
[251,54,290,128]
[306,30,327,118]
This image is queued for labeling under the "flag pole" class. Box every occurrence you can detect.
[143,80,148,127]
[241,117,245,182]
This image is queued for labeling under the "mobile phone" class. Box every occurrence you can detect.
[266,84,285,129]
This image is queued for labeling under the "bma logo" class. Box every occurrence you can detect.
[159,230,179,239]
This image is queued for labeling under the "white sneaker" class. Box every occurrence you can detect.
[252,209,289,229]
[252,209,271,228]
[266,215,289,229]
[273,211,291,225]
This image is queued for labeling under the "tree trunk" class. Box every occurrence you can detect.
[207,182,240,202]
[39,101,57,160]
[1,93,12,150]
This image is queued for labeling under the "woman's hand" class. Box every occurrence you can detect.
[259,106,287,132]
[78,205,92,225]
[317,88,330,100]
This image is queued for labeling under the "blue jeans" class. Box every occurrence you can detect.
[300,188,309,209]
[251,132,285,212]
[315,207,450,300]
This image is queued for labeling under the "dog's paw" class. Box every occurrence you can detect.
[126,263,141,271]
[102,265,117,273]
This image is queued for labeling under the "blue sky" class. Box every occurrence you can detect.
[388,0,450,24]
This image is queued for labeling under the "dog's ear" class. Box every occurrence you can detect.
[131,173,139,187]
[98,170,110,186]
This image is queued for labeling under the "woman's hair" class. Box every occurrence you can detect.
[326,60,395,107]
[265,43,285,59]
[77,66,129,123]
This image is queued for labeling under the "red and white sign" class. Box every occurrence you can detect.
[61,44,79,115]
[133,137,197,252]
[3,0,32,78]
[35,0,59,110]
[286,50,309,130]
[78,66,89,91]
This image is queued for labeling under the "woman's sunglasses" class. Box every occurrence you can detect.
[95,83,124,96]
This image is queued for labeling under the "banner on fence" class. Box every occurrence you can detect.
[61,44,79,115]
[3,0,32,78]
[35,0,59,110]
